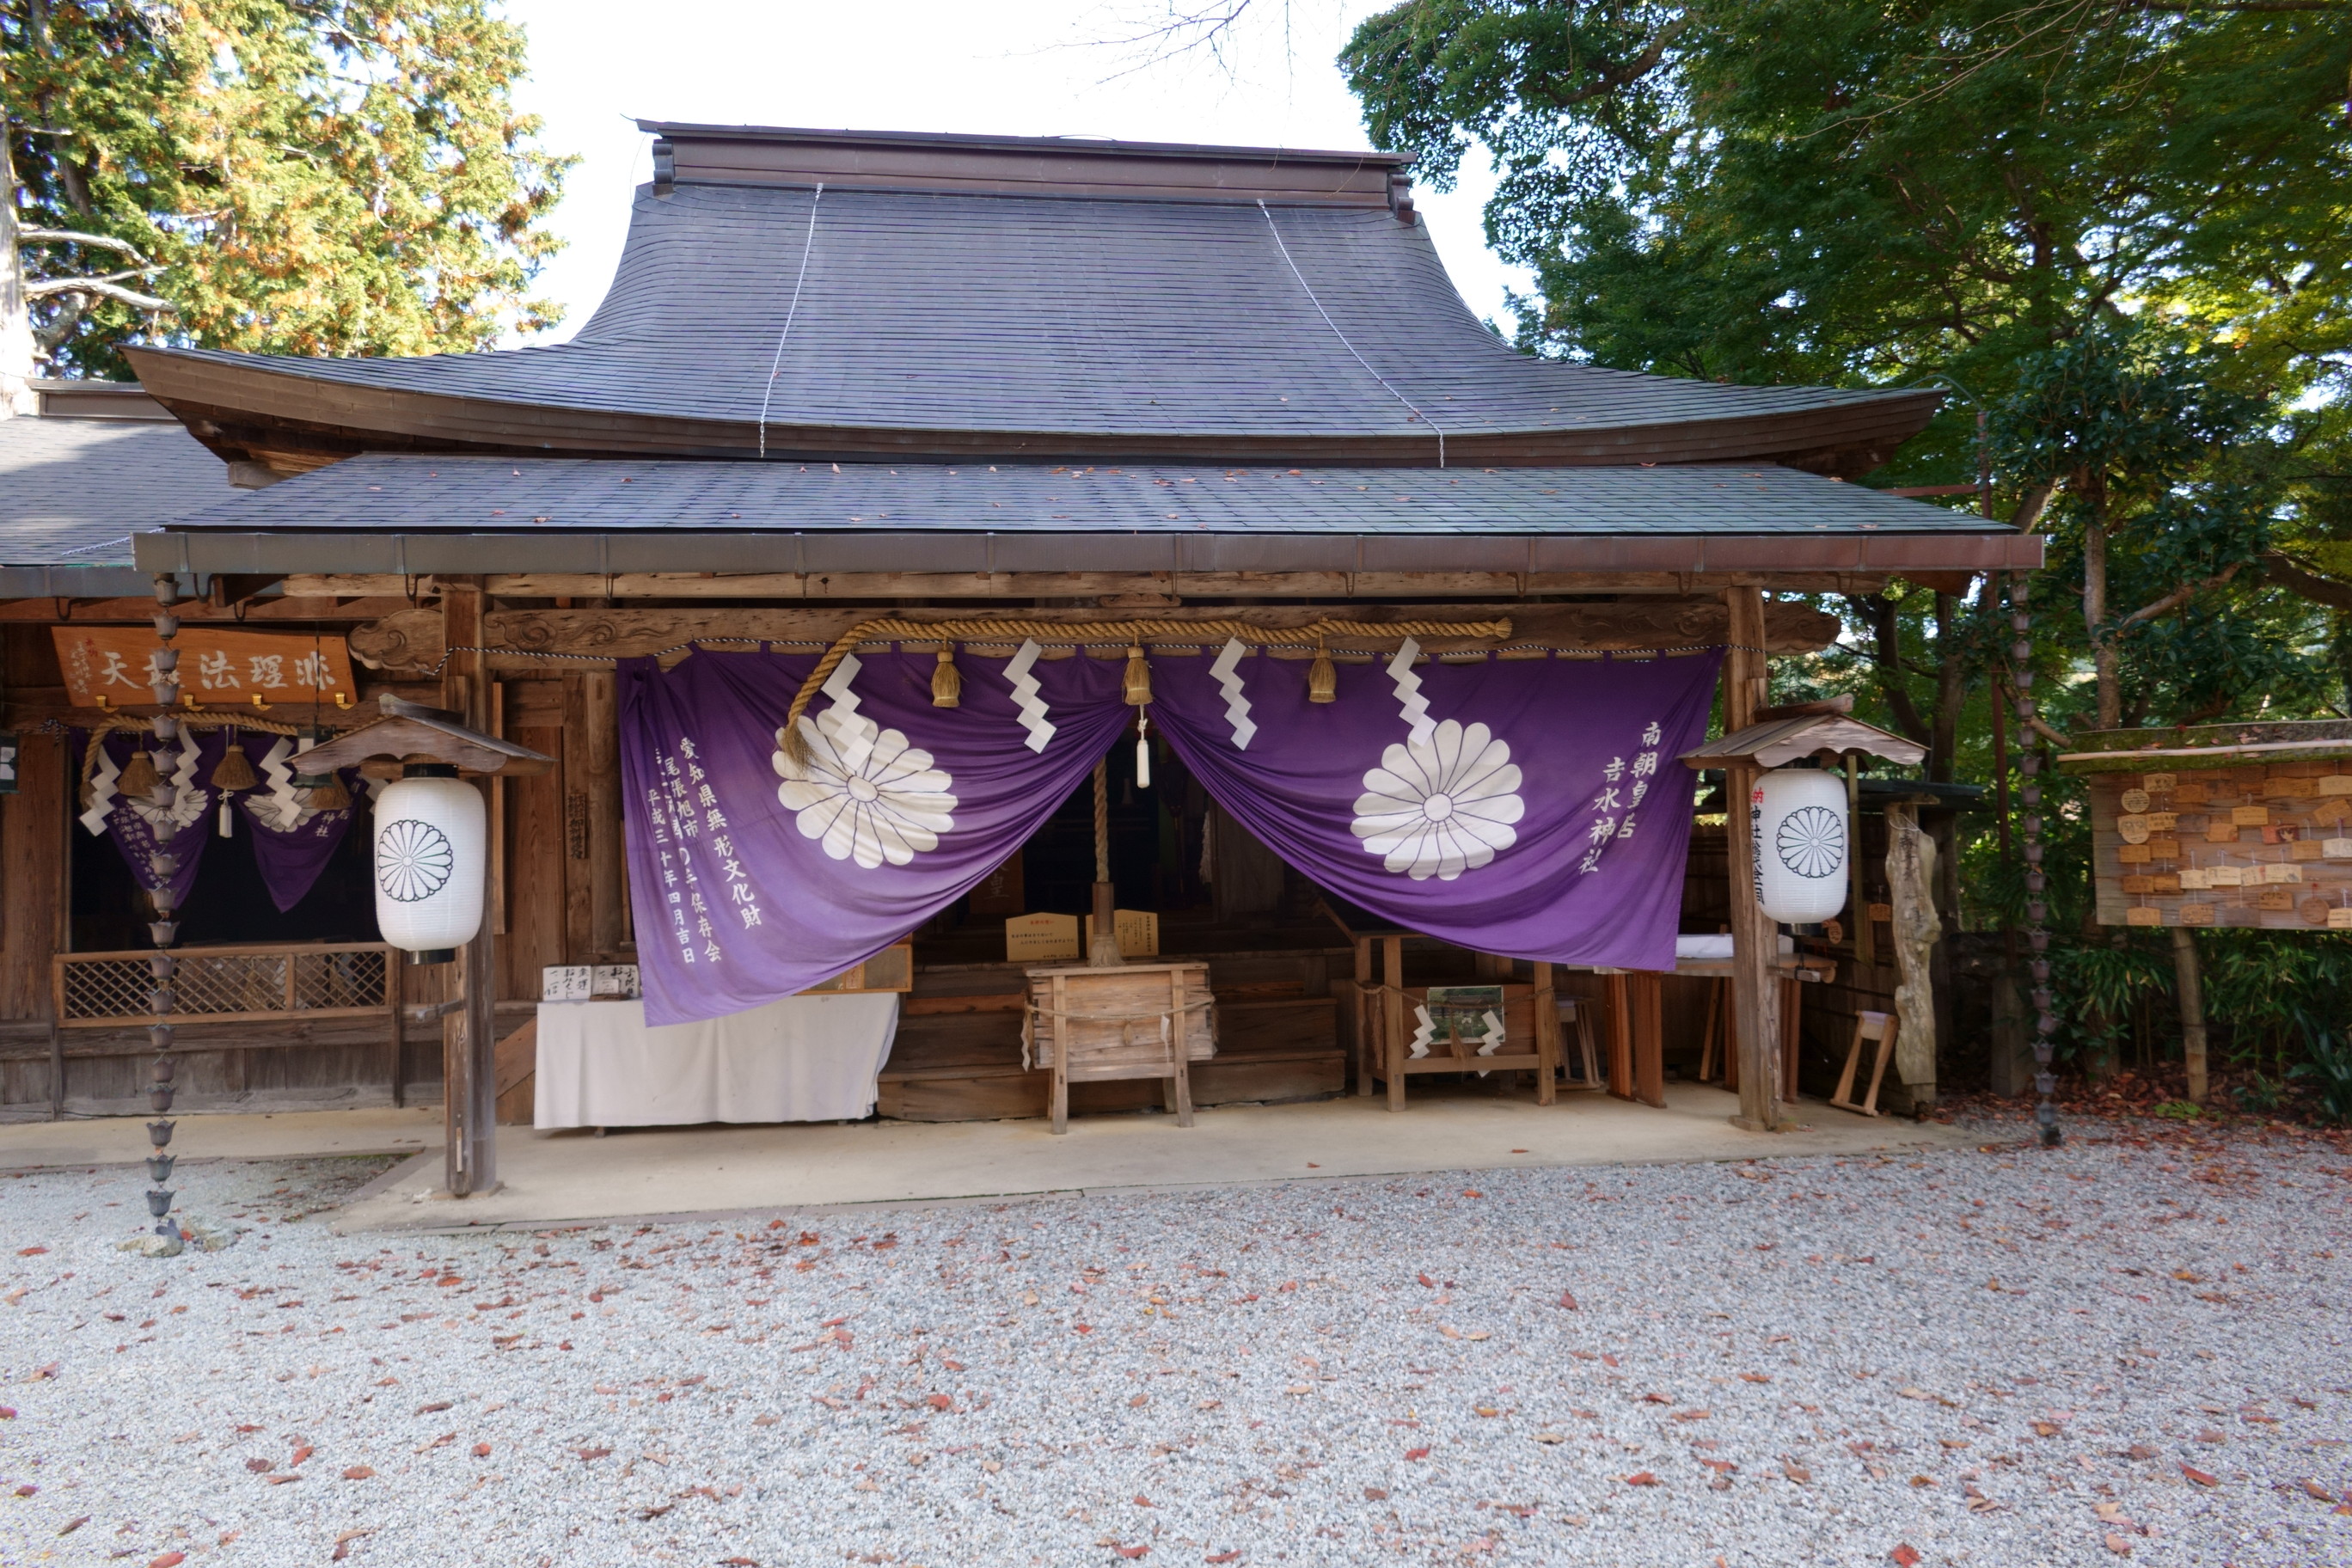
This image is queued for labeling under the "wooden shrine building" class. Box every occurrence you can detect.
[1,124,2039,1156]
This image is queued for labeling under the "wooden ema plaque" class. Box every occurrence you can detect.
[2091,764,2352,928]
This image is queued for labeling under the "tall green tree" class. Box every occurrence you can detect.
[1342,0,2352,751]
[2,0,569,406]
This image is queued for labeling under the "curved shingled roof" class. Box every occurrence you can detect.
[126,126,1937,475]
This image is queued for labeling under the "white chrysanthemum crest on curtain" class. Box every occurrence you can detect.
[1350,638,1524,882]
[772,652,959,870]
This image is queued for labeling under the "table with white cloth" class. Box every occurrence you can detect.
[533,993,900,1130]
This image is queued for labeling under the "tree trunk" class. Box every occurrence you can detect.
[1,136,38,416]
[1930,592,1963,783]
[2082,501,2122,729]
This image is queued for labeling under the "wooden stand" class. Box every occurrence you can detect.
[1363,963,1560,1111]
[1026,961,1214,1134]
[1829,1008,1899,1117]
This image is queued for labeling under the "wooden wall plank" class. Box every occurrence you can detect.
[501,724,569,998]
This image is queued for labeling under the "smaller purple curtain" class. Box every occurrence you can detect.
[83,729,358,916]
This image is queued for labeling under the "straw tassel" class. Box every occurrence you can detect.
[1122,645,1151,706]
[305,773,352,812]
[931,646,962,707]
[118,748,162,800]
[209,738,259,793]
[1308,640,1338,704]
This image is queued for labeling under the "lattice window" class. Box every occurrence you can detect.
[59,946,390,1024]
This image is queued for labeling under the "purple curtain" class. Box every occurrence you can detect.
[83,729,358,916]
[619,645,1721,1026]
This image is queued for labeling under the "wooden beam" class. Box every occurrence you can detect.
[1721,585,1789,1132]
[0,595,418,623]
[346,598,1846,673]
[285,570,1900,604]
[584,671,628,960]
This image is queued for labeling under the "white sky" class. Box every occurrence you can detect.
[500,0,1529,345]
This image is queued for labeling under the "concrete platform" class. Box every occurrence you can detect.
[318,1084,1977,1234]
[0,1105,441,1171]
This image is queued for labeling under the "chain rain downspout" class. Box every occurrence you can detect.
[2006,573,2062,1148]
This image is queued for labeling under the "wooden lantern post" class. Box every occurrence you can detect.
[1684,616,1930,1132]
[295,668,553,1199]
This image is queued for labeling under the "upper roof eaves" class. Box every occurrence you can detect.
[125,126,1939,475]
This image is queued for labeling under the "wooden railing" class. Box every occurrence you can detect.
[55,941,400,1029]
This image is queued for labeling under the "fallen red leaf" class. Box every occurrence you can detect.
[1206,1555,1241,1565]
[1113,1546,1149,1560]
[341,1466,374,1480]
[2181,1464,2219,1487]
[1074,1323,1094,1334]
[1623,1471,1659,1486]
[1405,1447,1430,1461]
[472,1442,492,1457]
[578,1447,612,1462]
[150,1554,186,1568]
[1558,1291,1578,1310]
[17,1246,46,1256]
[1890,1547,1921,1567]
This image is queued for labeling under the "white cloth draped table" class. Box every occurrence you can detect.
[533,994,899,1130]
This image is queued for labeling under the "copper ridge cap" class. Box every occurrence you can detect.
[631,119,1414,170]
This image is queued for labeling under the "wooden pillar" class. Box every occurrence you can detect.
[440,579,498,1197]
[1354,934,1375,1096]
[1632,971,1665,1108]
[1885,799,1940,1110]
[1381,935,1406,1112]
[2171,927,2208,1106]
[1605,972,1633,1099]
[1722,585,1786,1132]
[1530,960,1558,1106]
[583,671,628,959]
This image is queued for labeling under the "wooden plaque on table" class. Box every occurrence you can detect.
[1005,913,1081,963]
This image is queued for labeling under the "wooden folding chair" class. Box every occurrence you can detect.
[1830,1008,1898,1118]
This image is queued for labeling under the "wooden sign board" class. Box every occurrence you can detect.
[1005,914,1081,963]
[1082,909,1161,959]
[2089,762,2352,928]
[968,851,1024,916]
[52,627,356,708]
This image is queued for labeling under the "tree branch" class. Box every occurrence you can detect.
[2260,550,2352,611]
[1861,595,1933,743]
[15,227,151,262]
[21,277,172,311]
[2113,560,2248,634]
[2008,478,2055,533]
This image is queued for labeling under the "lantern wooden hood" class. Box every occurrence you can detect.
[297,695,554,777]
[1681,701,1927,771]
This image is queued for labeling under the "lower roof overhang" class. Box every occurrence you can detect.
[135,527,2042,580]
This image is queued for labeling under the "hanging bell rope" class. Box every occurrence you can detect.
[779,613,1511,760]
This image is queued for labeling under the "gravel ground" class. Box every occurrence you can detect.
[3,1124,2349,1568]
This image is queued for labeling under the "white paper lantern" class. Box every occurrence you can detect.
[372,772,484,959]
[1751,767,1850,925]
